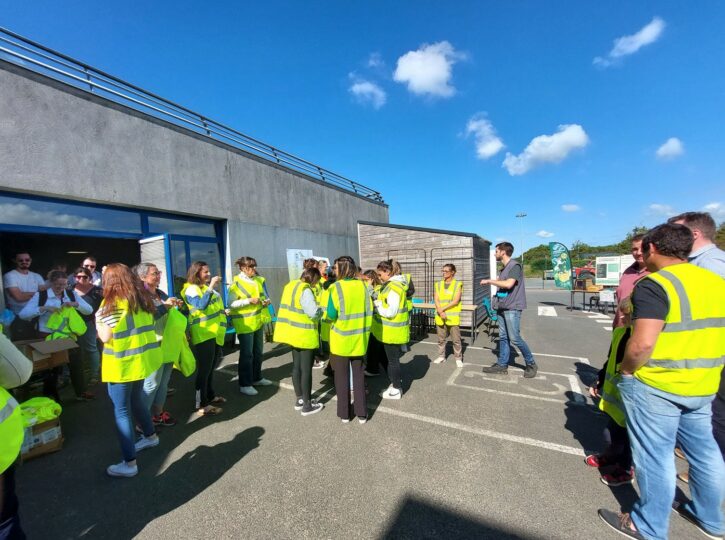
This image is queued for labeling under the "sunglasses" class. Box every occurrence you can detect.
[75,275,89,280]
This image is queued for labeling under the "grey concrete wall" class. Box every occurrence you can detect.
[0,60,388,305]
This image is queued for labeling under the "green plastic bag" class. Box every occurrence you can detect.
[161,308,196,377]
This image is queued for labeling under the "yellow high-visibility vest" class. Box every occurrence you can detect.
[0,387,23,474]
[254,275,273,325]
[329,279,372,357]
[101,300,163,383]
[403,273,413,312]
[372,280,410,345]
[435,279,462,326]
[598,326,630,427]
[45,307,87,341]
[229,275,264,334]
[634,263,725,396]
[273,280,318,349]
[181,283,227,346]
[320,287,331,342]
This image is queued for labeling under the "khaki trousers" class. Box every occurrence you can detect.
[436,324,462,359]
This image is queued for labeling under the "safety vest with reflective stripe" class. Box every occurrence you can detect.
[634,263,725,396]
[320,286,331,342]
[254,275,273,325]
[273,280,318,349]
[101,300,163,383]
[598,326,630,428]
[45,307,87,341]
[435,279,463,326]
[329,279,373,357]
[181,283,227,346]
[229,276,264,334]
[403,273,413,312]
[0,387,23,474]
[372,280,410,345]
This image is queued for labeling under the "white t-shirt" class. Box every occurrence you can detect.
[3,269,45,314]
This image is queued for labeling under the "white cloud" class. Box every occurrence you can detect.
[536,230,555,238]
[648,203,676,217]
[561,204,581,212]
[465,114,504,160]
[594,17,666,67]
[703,202,725,220]
[0,203,100,229]
[393,41,465,98]
[502,124,589,176]
[367,52,384,69]
[656,137,684,160]
[348,79,387,109]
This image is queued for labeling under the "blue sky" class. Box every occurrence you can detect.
[3,2,724,252]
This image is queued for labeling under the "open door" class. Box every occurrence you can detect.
[139,235,173,295]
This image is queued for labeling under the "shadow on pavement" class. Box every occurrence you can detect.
[379,494,546,539]
[538,300,568,307]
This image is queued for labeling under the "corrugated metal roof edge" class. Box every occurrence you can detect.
[358,221,491,244]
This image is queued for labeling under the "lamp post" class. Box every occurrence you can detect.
[515,212,527,266]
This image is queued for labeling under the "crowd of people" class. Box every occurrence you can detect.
[1,210,724,540]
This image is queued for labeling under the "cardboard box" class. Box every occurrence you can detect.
[12,338,76,373]
[20,418,63,461]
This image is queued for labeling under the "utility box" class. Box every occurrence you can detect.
[595,255,636,286]
[357,221,491,329]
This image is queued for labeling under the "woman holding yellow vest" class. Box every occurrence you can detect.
[327,256,373,423]
[229,257,272,396]
[372,261,409,399]
[273,267,324,416]
[433,264,463,366]
[181,261,227,416]
[96,264,163,478]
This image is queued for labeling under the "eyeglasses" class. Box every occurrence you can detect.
[442,270,452,274]
[84,264,96,269]
[75,275,89,280]
[149,271,162,276]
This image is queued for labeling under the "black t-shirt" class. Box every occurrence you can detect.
[632,279,668,321]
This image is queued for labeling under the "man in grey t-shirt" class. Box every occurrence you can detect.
[480,242,537,378]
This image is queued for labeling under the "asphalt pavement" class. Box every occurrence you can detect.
[15,289,701,539]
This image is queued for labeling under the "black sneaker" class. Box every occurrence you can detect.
[294,398,304,411]
[597,509,645,539]
[524,363,538,378]
[301,402,324,416]
[482,363,508,374]
[672,499,723,540]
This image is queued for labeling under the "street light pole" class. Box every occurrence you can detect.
[515,212,527,267]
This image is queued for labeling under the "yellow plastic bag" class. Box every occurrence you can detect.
[161,308,196,377]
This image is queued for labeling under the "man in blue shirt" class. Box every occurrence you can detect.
[669,211,725,277]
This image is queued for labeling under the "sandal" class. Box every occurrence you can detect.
[210,396,227,404]
[197,406,222,416]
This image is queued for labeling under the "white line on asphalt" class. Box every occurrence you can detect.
[276,381,584,457]
[417,341,590,364]
[602,327,613,332]
[537,306,557,317]
[595,320,611,324]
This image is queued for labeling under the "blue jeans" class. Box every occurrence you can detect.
[107,380,155,462]
[143,362,174,414]
[238,329,264,386]
[618,376,725,540]
[77,324,100,379]
[496,309,535,366]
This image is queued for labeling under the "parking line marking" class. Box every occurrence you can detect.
[276,381,584,457]
[538,306,557,317]
[417,341,590,364]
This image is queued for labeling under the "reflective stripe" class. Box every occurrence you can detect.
[335,282,345,315]
[229,310,261,319]
[376,319,408,328]
[663,317,725,332]
[338,312,368,321]
[104,340,161,358]
[657,269,691,322]
[331,326,370,336]
[233,279,253,298]
[114,315,156,339]
[647,357,725,369]
[279,303,306,315]
[191,311,224,325]
[275,317,316,330]
[0,398,19,423]
[599,392,623,408]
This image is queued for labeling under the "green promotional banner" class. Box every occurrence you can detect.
[549,242,573,290]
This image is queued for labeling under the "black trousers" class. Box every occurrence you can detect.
[601,418,632,470]
[380,343,403,390]
[193,339,220,408]
[67,348,86,397]
[330,355,366,420]
[291,347,315,405]
[0,461,25,540]
[365,334,385,374]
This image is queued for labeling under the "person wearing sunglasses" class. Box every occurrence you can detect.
[71,266,104,391]
[3,251,46,340]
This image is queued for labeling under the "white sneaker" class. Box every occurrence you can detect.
[433,357,446,364]
[358,417,367,424]
[341,418,350,424]
[134,435,159,452]
[239,386,259,396]
[456,358,464,367]
[382,386,402,400]
[106,461,138,478]
[253,378,273,386]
